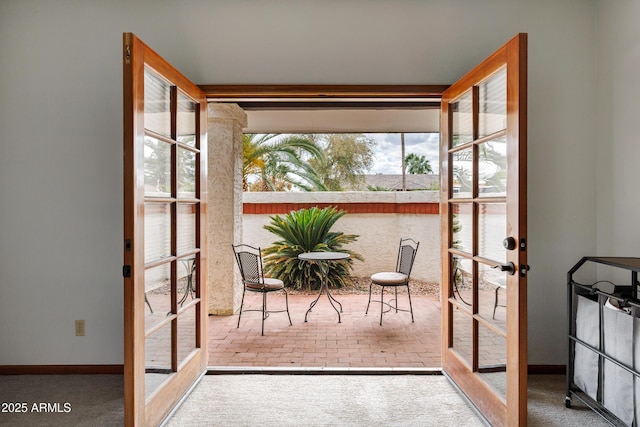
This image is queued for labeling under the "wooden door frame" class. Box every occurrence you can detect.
[123,33,208,427]
[198,84,449,101]
[440,33,527,427]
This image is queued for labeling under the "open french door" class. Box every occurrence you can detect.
[123,33,208,426]
[440,34,528,426]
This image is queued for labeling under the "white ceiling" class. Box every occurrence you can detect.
[242,108,440,133]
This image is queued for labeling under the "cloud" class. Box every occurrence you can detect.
[366,133,440,175]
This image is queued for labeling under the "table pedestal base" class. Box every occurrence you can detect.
[299,253,350,324]
[305,283,343,323]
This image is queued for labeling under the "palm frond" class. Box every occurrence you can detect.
[243,133,326,192]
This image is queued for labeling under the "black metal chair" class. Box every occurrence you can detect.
[491,276,507,319]
[232,244,292,335]
[366,238,419,325]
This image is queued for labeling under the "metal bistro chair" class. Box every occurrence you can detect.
[366,238,419,325]
[232,244,292,335]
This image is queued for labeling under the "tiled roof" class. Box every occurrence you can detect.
[352,174,438,191]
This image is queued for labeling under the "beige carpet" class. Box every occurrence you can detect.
[166,374,609,427]
[0,374,609,426]
[0,375,123,426]
[166,374,486,427]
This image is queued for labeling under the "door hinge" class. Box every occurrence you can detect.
[123,265,131,278]
[520,238,526,251]
[124,33,131,64]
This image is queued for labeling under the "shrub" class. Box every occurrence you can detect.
[262,206,363,290]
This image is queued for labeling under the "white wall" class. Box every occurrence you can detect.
[242,192,441,283]
[0,0,603,365]
[595,0,640,258]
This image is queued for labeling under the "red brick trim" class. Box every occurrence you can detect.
[243,202,439,215]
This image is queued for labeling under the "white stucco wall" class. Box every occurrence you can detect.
[0,0,611,366]
[243,192,441,283]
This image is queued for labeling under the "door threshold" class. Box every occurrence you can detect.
[207,366,442,375]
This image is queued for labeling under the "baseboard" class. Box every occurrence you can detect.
[0,365,124,375]
[528,365,565,375]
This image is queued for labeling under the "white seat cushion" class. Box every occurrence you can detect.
[371,272,408,285]
[246,277,284,290]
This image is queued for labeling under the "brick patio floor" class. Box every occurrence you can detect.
[207,292,443,368]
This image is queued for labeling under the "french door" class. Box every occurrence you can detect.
[440,34,528,426]
[123,33,208,426]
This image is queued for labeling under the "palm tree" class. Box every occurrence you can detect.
[405,153,433,174]
[243,134,327,191]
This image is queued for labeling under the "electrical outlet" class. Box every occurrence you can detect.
[75,320,86,336]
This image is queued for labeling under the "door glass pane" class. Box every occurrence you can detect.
[177,256,197,307]
[145,323,172,399]
[478,203,506,263]
[451,203,473,254]
[478,321,507,400]
[178,147,196,199]
[145,264,172,331]
[145,202,171,263]
[177,204,196,255]
[144,69,171,137]
[452,148,473,198]
[478,68,506,138]
[177,305,198,364]
[144,136,172,197]
[451,91,473,147]
[479,264,508,331]
[177,91,197,148]
[452,256,473,308]
[452,304,473,367]
[479,137,507,197]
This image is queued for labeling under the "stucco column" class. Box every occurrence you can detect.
[207,103,247,315]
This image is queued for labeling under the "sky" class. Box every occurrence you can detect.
[366,133,440,175]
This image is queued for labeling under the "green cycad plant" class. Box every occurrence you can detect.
[262,206,363,290]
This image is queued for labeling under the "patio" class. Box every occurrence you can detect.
[207,292,442,368]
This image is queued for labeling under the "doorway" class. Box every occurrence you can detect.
[124,34,527,425]
[205,96,446,371]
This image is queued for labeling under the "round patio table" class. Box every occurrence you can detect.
[298,252,350,323]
